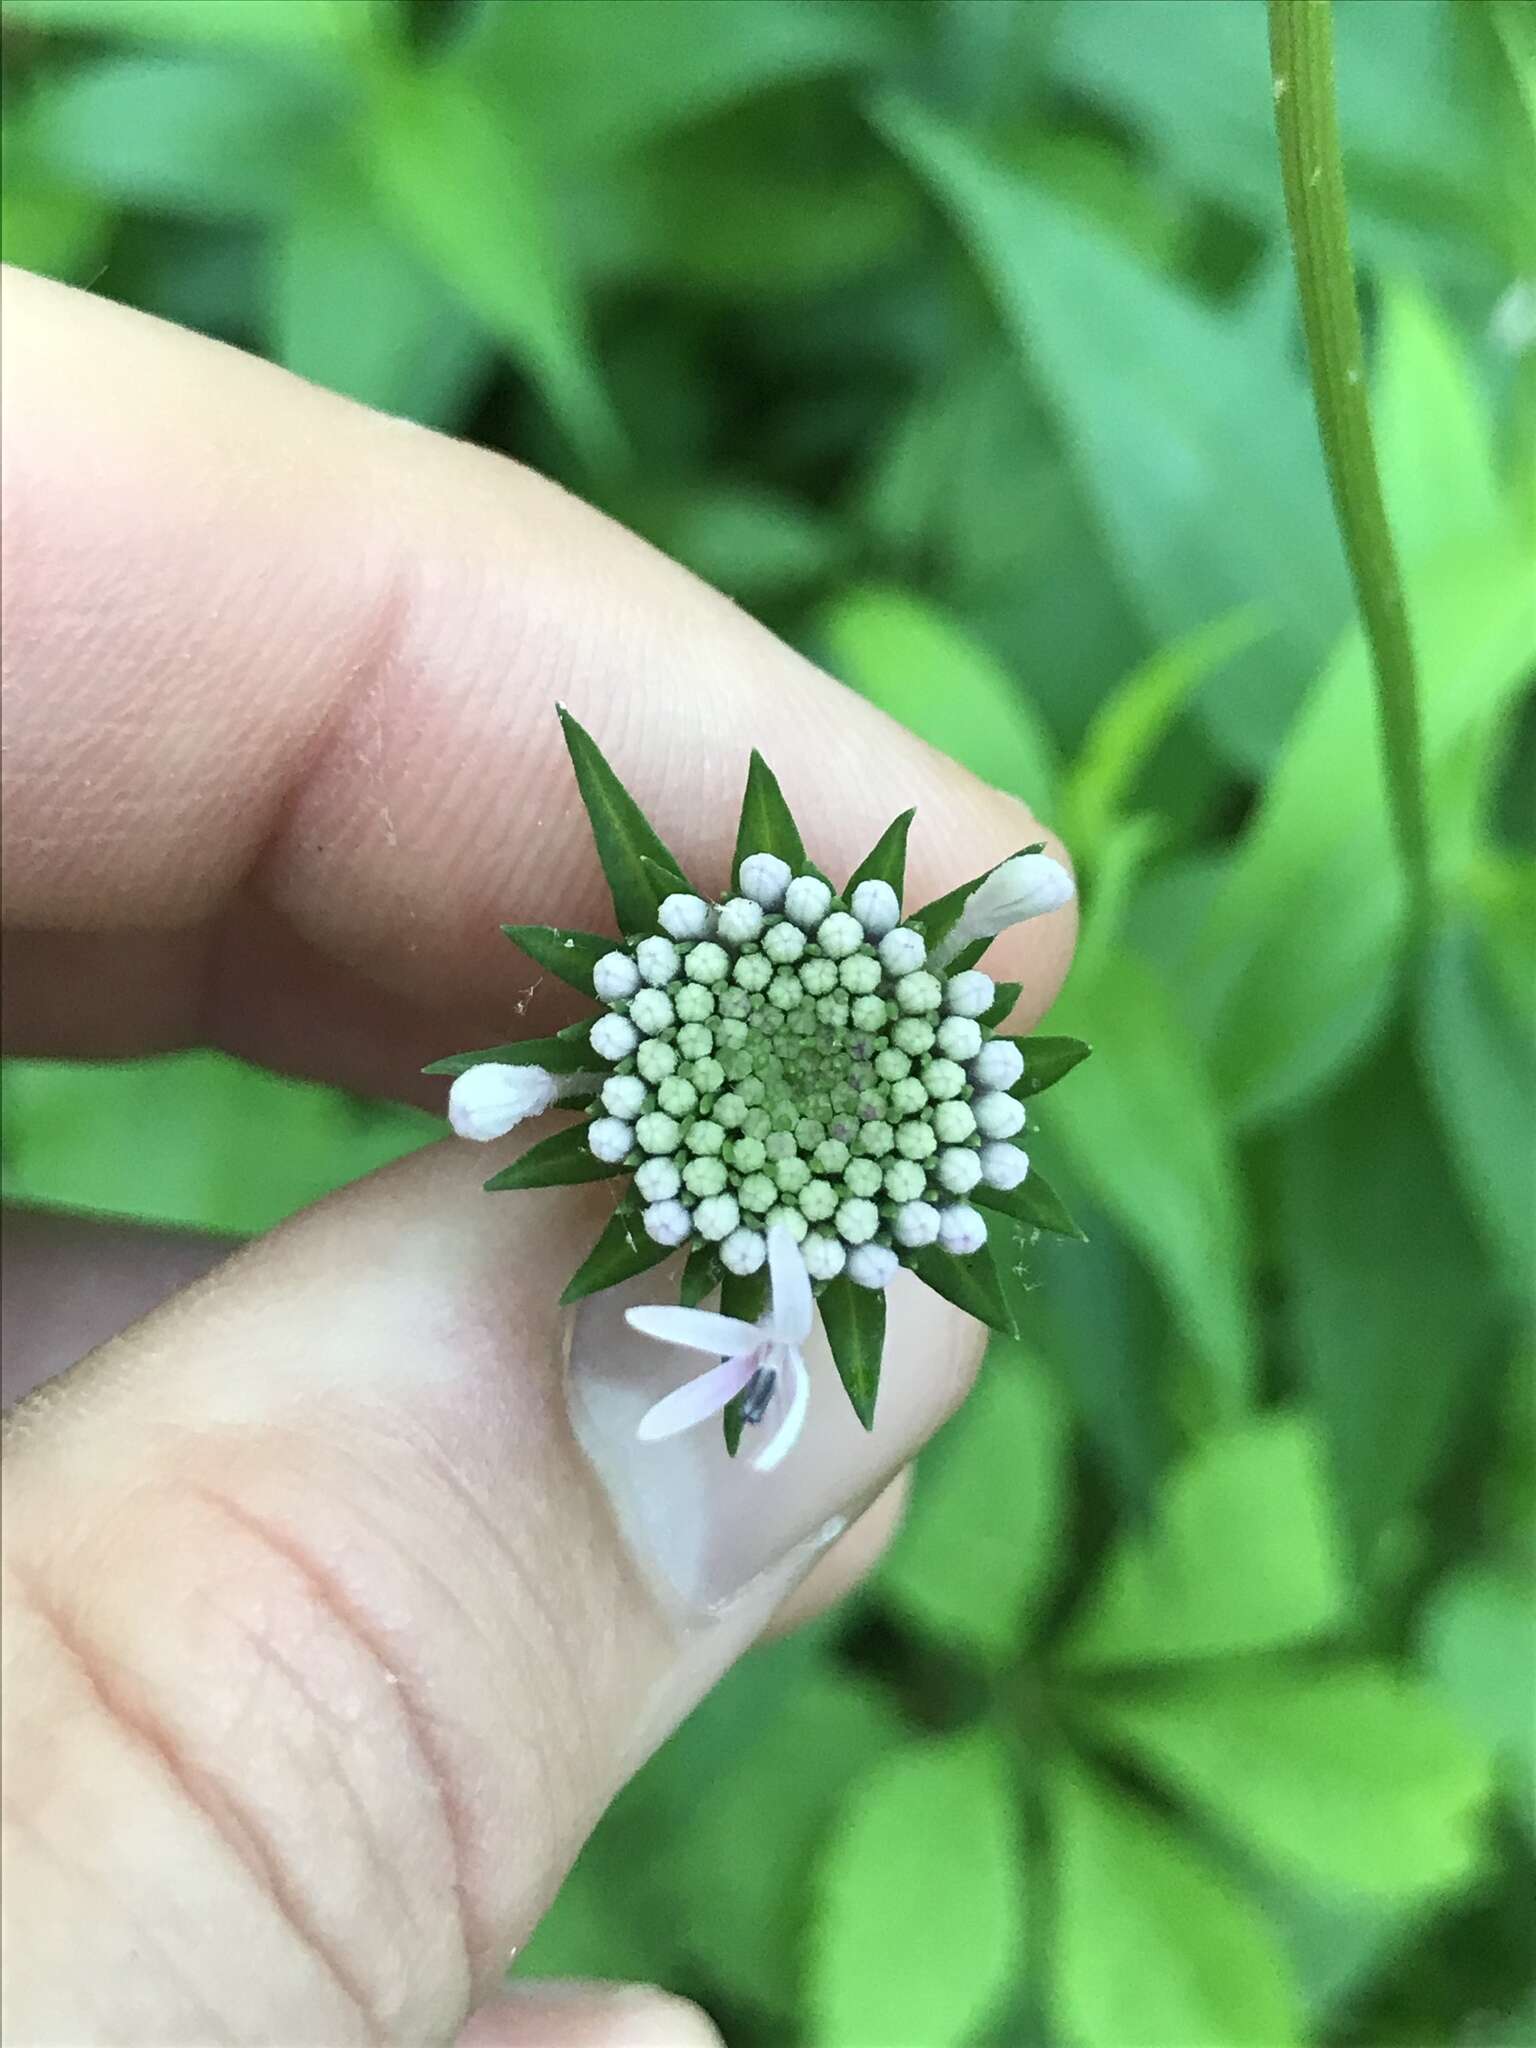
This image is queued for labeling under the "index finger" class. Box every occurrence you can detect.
[0,268,1074,1098]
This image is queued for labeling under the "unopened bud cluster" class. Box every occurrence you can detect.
[581,853,1030,1287]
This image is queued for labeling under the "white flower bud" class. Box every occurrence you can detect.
[643,1199,694,1247]
[801,1231,847,1282]
[601,1074,647,1120]
[938,1204,988,1256]
[816,911,864,959]
[658,893,713,940]
[694,1194,741,1242]
[893,1200,940,1248]
[784,875,833,929]
[980,1142,1030,1191]
[635,1156,682,1202]
[739,852,792,908]
[850,878,900,939]
[944,970,995,1018]
[716,897,765,947]
[878,927,926,977]
[973,1091,1026,1140]
[936,1015,983,1062]
[630,987,675,1035]
[589,1013,638,1062]
[447,1062,558,1141]
[847,1242,898,1289]
[937,853,1074,966]
[936,1147,983,1194]
[971,1037,1024,1091]
[635,934,680,986]
[835,1197,880,1245]
[587,1117,634,1164]
[592,951,640,1001]
[720,1227,767,1276]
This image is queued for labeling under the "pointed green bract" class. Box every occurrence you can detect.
[910,1240,1019,1335]
[423,1030,593,1077]
[500,922,613,996]
[980,981,1023,1030]
[720,1264,770,1456]
[819,1274,884,1429]
[483,1122,622,1192]
[680,1243,718,1308]
[558,705,691,934]
[974,1170,1086,1241]
[846,809,914,901]
[731,749,817,888]
[1013,1036,1093,1097]
[559,1198,674,1305]
[908,842,1046,957]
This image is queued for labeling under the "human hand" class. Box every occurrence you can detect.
[1,266,1075,2046]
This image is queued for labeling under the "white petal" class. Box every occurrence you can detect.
[625,1305,762,1357]
[637,1351,759,1441]
[766,1223,814,1343]
[750,1347,810,1472]
[446,1062,557,1140]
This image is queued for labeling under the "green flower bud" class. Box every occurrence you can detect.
[630,988,675,1035]
[694,1194,739,1241]
[895,1119,937,1162]
[765,1129,796,1161]
[676,1021,713,1060]
[716,1018,749,1050]
[636,1111,681,1155]
[850,994,888,1032]
[799,956,838,997]
[817,911,864,959]
[843,1159,882,1200]
[733,952,773,993]
[739,1172,778,1214]
[683,1156,729,1198]
[857,1119,894,1158]
[799,1178,837,1222]
[816,993,851,1029]
[685,942,730,986]
[889,1076,927,1118]
[883,1158,926,1203]
[838,953,881,996]
[673,983,715,1024]
[635,1038,678,1084]
[729,1135,767,1173]
[923,1058,967,1102]
[895,970,943,1014]
[717,897,764,947]
[774,1155,811,1195]
[933,1100,977,1144]
[690,1056,725,1096]
[814,1137,851,1175]
[657,1076,698,1119]
[762,921,806,965]
[795,1116,826,1150]
[743,1106,773,1140]
[716,986,751,1020]
[714,1091,747,1129]
[892,1017,936,1057]
[737,1076,766,1107]
[765,1205,809,1243]
[874,1046,911,1083]
[685,1119,725,1157]
[768,972,801,1011]
[836,1196,880,1244]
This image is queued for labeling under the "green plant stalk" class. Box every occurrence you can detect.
[1267,0,1433,929]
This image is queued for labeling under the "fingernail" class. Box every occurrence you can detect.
[563,1265,981,1615]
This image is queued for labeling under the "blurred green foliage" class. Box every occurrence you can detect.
[3,0,1534,2042]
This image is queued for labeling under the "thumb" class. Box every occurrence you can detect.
[2,1138,986,2045]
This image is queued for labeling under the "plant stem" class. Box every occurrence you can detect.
[1267,0,1434,929]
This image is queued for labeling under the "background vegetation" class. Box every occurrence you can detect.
[3,1,1533,2042]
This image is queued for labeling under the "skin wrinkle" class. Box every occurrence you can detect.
[6,1558,380,2043]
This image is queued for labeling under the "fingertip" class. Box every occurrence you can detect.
[458,1984,724,2048]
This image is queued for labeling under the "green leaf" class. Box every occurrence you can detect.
[1052,1759,1301,2048]
[1047,946,1254,1413]
[909,1241,1018,1337]
[4,0,363,59]
[272,160,491,427]
[1421,1566,1536,1841]
[979,980,1023,1030]
[730,749,808,883]
[973,1170,1085,1242]
[499,923,615,999]
[482,1121,619,1193]
[421,1031,593,1078]
[1189,536,1536,1127]
[1064,608,1266,849]
[559,1199,673,1305]
[1279,1031,1504,1553]
[1013,1035,1092,1097]
[875,95,1349,772]
[819,586,1059,818]
[1419,915,1536,1288]
[1094,1662,1494,1900]
[556,707,690,934]
[678,1243,718,1309]
[883,1344,1066,1661]
[845,808,914,902]
[818,1273,884,1430]
[27,52,338,220]
[1063,1412,1350,1669]
[810,1731,1026,2048]
[1374,280,1503,570]
[363,61,618,466]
